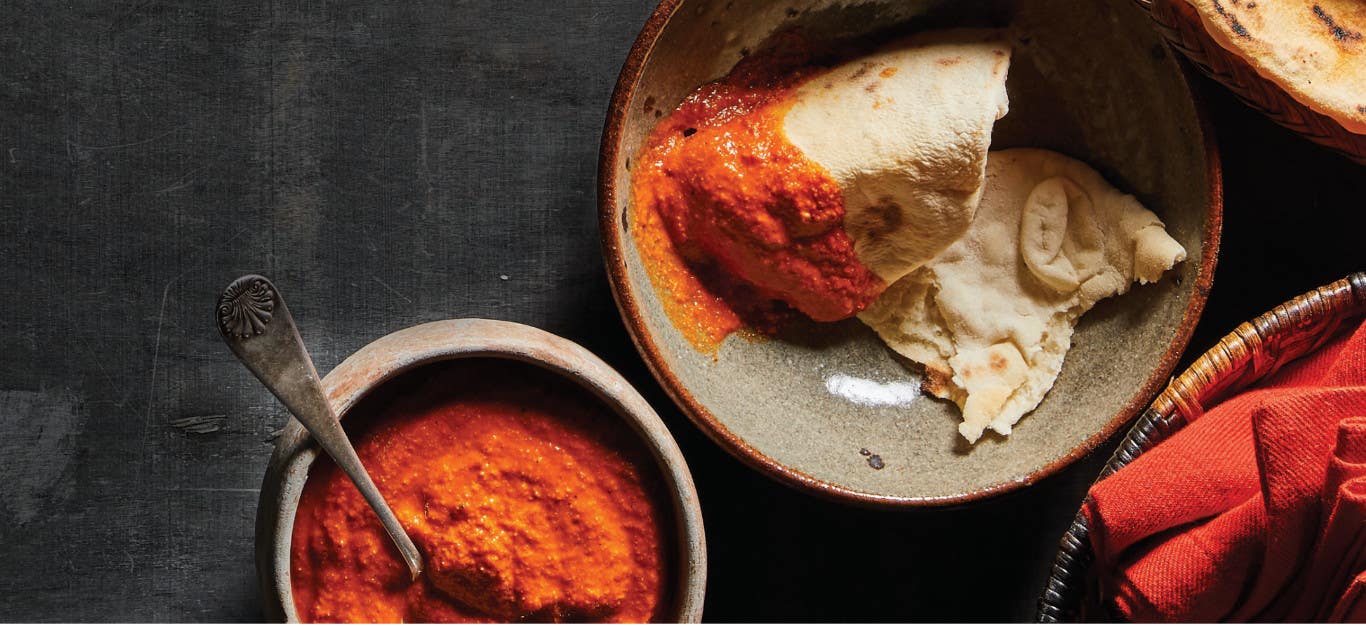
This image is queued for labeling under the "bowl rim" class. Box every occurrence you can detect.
[254,318,707,622]
[596,0,1224,508]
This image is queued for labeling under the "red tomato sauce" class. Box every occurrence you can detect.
[290,359,674,623]
[628,35,883,353]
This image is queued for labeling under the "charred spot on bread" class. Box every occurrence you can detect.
[1213,0,1253,38]
[1313,4,1364,42]
[921,365,954,398]
[856,198,904,241]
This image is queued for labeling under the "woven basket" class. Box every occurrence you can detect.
[1036,272,1366,622]
[1135,0,1366,165]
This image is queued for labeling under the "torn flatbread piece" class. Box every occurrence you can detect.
[784,29,1012,285]
[859,149,1186,443]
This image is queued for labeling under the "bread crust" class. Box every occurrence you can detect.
[1185,0,1366,134]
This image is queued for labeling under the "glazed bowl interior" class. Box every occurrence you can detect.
[255,319,706,622]
[601,0,1220,505]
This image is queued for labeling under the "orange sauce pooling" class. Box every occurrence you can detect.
[628,36,883,353]
[290,360,673,623]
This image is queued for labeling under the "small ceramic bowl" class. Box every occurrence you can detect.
[254,319,706,622]
[599,0,1222,506]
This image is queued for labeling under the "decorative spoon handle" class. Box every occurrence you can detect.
[216,274,422,579]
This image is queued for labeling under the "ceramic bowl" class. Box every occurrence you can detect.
[254,319,706,622]
[599,0,1222,506]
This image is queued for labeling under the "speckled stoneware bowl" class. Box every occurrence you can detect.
[599,0,1222,506]
[255,319,706,622]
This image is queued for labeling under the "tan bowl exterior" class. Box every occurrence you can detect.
[255,319,706,622]
[599,0,1223,507]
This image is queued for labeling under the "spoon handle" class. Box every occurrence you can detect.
[216,274,422,579]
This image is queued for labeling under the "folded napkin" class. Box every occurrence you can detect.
[1084,317,1366,622]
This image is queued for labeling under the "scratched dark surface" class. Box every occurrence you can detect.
[0,0,1363,621]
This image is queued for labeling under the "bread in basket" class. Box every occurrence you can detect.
[1136,0,1366,164]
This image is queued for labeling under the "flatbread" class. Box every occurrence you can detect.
[783,29,1012,284]
[1185,0,1366,134]
[859,149,1187,443]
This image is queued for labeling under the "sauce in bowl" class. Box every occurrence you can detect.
[629,33,884,353]
[289,359,674,623]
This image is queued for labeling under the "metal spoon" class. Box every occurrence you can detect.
[215,274,422,580]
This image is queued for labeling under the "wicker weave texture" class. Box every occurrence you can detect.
[1037,272,1366,622]
[1135,0,1366,165]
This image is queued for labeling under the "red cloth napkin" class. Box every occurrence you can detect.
[1084,317,1366,622]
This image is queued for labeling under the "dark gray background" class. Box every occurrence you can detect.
[1,0,1362,621]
